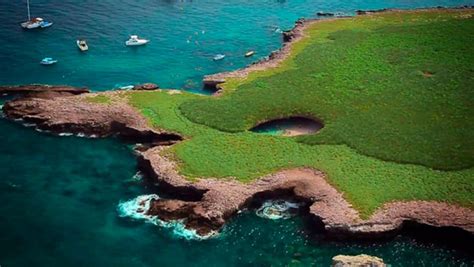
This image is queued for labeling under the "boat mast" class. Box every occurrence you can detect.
[27,0,31,21]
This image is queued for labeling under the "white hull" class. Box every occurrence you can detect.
[77,40,89,51]
[21,21,41,29]
[125,40,149,46]
[20,18,52,29]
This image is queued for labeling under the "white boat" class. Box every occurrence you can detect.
[213,54,225,61]
[40,57,58,65]
[20,0,53,29]
[77,39,88,51]
[245,51,255,57]
[125,35,150,46]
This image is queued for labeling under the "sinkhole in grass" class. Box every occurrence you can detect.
[250,117,323,136]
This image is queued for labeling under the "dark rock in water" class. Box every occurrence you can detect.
[283,19,305,42]
[132,83,159,90]
[202,78,226,88]
[0,84,89,97]
[332,254,386,267]
[317,11,335,17]
[282,30,294,42]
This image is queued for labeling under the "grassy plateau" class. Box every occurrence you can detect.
[127,9,474,218]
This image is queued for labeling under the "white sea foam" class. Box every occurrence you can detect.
[256,200,302,220]
[123,172,144,184]
[35,128,50,133]
[132,172,144,181]
[114,83,135,90]
[117,194,217,240]
[57,132,99,138]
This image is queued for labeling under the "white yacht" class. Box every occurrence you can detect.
[20,0,53,29]
[125,35,150,46]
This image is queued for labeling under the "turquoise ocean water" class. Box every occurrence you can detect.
[1,0,473,266]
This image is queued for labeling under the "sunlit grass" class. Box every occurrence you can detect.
[128,10,474,217]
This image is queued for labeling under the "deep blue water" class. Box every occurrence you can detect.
[1,0,474,266]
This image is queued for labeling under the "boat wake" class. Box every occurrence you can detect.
[256,200,302,220]
[117,194,217,240]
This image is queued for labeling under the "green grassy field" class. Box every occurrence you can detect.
[85,95,112,104]
[128,10,474,217]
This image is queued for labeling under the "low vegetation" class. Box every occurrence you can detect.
[128,9,474,217]
[85,95,111,104]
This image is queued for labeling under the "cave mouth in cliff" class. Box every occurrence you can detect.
[250,116,323,136]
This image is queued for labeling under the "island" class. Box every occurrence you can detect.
[2,8,473,240]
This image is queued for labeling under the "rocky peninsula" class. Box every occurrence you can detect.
[2,8,473,243]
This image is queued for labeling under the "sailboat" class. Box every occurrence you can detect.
[20,0,53,29]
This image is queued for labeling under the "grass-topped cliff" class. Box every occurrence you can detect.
[126,9,474,217]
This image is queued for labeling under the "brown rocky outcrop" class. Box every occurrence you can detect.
[138,147,474,238]
[132,83,159,91]
[332,254,386,267]
[0,84,89,97]
[2,91,181,144]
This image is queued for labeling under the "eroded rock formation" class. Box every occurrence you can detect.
[2,91,181,144]
[138,146,474,238]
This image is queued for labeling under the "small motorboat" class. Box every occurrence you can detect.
[40,57,58,65]
[125,35,150,46]
[77,39,88,51]
[40,21,53,28]
[245,51,255,57]
[213,54,225,61]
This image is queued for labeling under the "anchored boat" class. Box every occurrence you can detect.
[40,57,58,65]
[125,35,149,46]
[20,0,53,29]
[245,51,255,57]
[77,39,88,51]
[213,54,225,61]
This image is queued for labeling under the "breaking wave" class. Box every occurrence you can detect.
[117,194,217,240]
[256,200,302,220]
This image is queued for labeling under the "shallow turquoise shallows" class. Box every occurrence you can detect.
[1,0,473,266]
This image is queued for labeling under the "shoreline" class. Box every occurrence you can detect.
[2,91,473,241]
[1,6,473,242]
[202,6,473,94]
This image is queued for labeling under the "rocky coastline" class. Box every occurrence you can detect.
[202,6,474,94]
[2,90,182,144]
[2,90,473,241]
[2,7,473,242]
[202,17,327,93]
[0,84,90,99]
